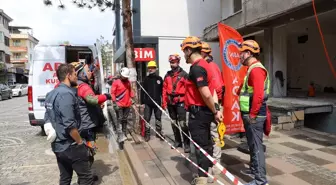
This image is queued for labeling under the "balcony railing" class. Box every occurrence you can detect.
[10,58,28,63]
[9,46,28,52]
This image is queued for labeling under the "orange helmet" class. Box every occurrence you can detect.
[201,42,211,53]
[180,36,202,50]
[239,40,260,54]
[168,54,181,62]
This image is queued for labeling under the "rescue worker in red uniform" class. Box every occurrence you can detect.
[111,67,135,148]
[201,42,225,104]
[201,41,225,175]
[181,36,223,185]
[238,40,269,185]
[70,62,112,182]
[162,54,190,153]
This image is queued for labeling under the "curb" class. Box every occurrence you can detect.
[123,141,155,185]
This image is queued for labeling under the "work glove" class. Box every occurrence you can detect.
[44,122,56,143]
[104,93,112,100]
[113,102,120,111]
[247,115,257,124]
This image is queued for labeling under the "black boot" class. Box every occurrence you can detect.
[182,127,191,153]
[156,131,164,141]
[145,134,150,142]
[171,123,182,149]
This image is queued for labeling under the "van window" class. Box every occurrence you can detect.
[65,46,93,64]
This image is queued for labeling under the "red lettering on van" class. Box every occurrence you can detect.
[46,79,59,84]
[43,62,62,71]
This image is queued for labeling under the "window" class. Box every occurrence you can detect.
[5,54,10,63]
[13,39,21,47]
[233,0,242,13]
[13,53,21,59]
[0,31,3,43]
[4,36,9,47]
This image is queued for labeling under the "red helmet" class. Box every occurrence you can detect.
[168,54,181,62]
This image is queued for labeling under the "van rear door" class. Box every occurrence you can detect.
[31,46,65,123]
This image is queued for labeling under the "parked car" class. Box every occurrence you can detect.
[12,84,28,97]
[0,84,13,101]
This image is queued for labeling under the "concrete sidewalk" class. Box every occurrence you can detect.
[125,117,336,185]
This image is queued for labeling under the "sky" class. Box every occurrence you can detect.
[0,0,115,45]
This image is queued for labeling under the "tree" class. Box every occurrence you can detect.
[97,36,112,75]
[43,0,114,12]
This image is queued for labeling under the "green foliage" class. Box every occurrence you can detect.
[97,36,112,70]
[43,0,114,12]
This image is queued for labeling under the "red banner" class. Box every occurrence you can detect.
[134,48,156,62]
[218,23,247,134]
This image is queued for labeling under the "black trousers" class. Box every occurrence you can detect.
[115,107,131,142]
[144,104,162,135]
[188,109,214,177]
[55,144,93,185]
[167,103,188,145]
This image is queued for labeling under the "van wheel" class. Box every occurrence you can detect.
[9,93,12,99]
[19,92,22,97]
[41,126,47,136]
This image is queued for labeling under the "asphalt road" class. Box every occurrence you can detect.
[0,96,131,185]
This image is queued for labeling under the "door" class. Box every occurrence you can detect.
[32,46,66,120]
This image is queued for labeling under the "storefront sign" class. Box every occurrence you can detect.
[134,48,155,61]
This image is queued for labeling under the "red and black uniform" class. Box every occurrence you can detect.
[111,78,134,143]
[162,67,190,149]
[206,56,225,104]
[186,58,215,177]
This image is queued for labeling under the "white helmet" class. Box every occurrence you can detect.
[120,67,130,78]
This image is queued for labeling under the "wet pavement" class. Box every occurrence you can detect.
[0,96,135,185]
[127,115,336,185]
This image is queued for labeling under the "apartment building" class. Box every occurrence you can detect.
[203,0,336,97]
[0,9,12,84]
[113,0,222,79]
[7,26,39,84]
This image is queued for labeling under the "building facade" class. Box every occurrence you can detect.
[113,0,222,79]
[8,26,39,84]
[0,9,12,84]
[203,0,336,97]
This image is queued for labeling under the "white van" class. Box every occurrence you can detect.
[28,44,107,133]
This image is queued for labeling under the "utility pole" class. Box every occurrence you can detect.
[122,0,140,134]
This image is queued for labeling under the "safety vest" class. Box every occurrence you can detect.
[239,62,270,116]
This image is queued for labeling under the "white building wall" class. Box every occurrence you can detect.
[221,0,233,20]
[272,26,287,97]
[141,0,221,37]
[141,0,221,76]
[288,30,336,91]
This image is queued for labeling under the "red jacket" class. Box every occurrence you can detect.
[162,68,188,109]
[111,78,134,107]
[207,58,225,102]
[77,81,107,105]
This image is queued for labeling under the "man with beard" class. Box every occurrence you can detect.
[44,63,93,185]
[238,40,269,185]
[162,54,190,153]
